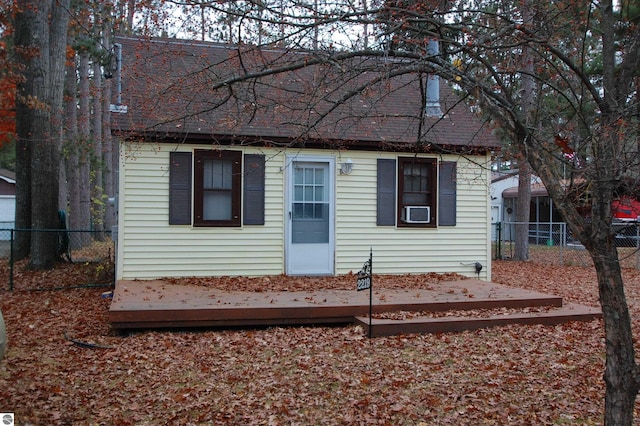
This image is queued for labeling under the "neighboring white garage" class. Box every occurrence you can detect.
[0,169,15,240]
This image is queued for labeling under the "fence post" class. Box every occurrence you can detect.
[497,222,502,260]
[558,223,563,266]
[636,221,639,270]
[9,229,13,291]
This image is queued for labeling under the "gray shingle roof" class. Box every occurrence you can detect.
[111,36,499,152]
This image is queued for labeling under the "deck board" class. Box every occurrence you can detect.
[109,278,588,331]
[355,303,602,337]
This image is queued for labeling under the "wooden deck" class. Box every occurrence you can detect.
[109,278,602,336]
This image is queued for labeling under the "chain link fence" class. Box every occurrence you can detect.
[493,221,640,269]
[0,229,115,291]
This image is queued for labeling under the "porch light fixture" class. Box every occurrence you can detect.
[340,159,354,175]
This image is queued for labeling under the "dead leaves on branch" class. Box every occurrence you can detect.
[0,260,634,424]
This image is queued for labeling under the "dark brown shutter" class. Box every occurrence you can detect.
[438,161,457,226]
[243,154,265,225]
[377,159,396,226]
[169,152,192,225]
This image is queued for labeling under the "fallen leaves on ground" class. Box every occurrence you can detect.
[372,305,555,321]
[1,260,639,424]
[164,271,466,292]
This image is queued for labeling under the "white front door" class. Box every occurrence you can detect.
[286,157,335,275]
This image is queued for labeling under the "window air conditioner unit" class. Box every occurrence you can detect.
[403,206,431,224]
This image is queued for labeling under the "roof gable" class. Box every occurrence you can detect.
[111,37,499,152]
[0,169,15,183]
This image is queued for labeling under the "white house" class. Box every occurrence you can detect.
[490,170,519,238]
[490,170,548,240]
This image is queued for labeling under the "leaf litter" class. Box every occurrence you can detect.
[1,260,638,424]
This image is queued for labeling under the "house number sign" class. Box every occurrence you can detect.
[356,249,373,338]
[356,259,372,291]
[357,274,371,291]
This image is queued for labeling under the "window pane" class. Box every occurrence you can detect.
[294,167,304,185]
[403,193,429,205]
[292,206,329,243]
[305,185,314,201]
[203,159,232,189]
[203,191,232,220]
[315,168,323,184]
[403,167,413,191]
[305,168,314,184]
[294,185,303,201]
[404,164,429,192]
[304,203,314,218]
[293,202,303,218]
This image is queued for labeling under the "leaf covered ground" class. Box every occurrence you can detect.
[1,260,640,425]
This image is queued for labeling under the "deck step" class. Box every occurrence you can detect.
[354,303,602,337]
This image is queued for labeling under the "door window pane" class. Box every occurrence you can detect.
[303,185,312,201]
[294,167,304,185]
[304,203,314,218]
[305,168,314,184]
[292,204,329,243]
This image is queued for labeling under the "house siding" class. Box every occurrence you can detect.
[117,144,285,279]
[333,152,490,279]
[117,143,491,280]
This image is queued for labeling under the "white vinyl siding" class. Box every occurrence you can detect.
[117,144,491,280]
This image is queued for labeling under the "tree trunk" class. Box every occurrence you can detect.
[92,60,104,235]
[78,50,92,246]
[28,0,55,269]
[64,54,81,249]
[14,0,70,267]
[13,0,35,260]
[514,158,531,260]
[30,0,69,269]
[58,151,67,213]
[126,0,135,35]
[54,0,69,227]
[513,2,536,261]
[592,241,639,425]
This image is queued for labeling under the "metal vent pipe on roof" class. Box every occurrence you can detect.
[425,39,443,117]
